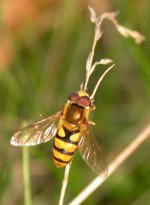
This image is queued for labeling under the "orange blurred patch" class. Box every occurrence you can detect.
[0,37,13,69]
[0,0,59,68]
[2,0,37,31]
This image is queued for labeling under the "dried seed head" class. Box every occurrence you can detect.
[81,6,145,99]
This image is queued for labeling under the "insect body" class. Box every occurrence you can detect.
[10,11,115,177]
[10,90,108,176]
[53,90,94,168]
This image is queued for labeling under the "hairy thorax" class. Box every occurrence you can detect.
[63,102,89,125]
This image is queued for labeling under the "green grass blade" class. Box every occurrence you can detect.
[23,147,32,205]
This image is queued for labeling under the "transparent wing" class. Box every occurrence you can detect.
[10,111,62,146]
[79,122,108,177]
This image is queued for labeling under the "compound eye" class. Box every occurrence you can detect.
[68,92,79,102]
[78,96,91,107]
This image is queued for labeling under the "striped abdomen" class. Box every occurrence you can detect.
[53,123,80,167]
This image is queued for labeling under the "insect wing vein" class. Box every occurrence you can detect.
[10,111,62,146]
[79,122,108,177]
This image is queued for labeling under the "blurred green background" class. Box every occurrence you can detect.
[0,0,149,204]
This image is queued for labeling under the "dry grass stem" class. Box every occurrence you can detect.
[59,161,72,205]
[100,10,146,44]
[90,64,115,99]
[83,6,145,96]
[68,124,150,205]
[83,7,114,92]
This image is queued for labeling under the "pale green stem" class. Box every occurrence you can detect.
[23,147,32,205]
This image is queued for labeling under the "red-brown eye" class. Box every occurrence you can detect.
[68,92,79,102]
[78,96,91,107]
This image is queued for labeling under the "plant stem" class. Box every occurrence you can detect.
[68,124,150,205]
[23,147,32,205]
[59,161,72,205]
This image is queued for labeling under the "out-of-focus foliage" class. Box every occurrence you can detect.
[0,0,149,204]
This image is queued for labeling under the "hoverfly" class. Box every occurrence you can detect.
[10,9,114,177]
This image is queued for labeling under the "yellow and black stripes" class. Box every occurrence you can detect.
[53,125,80,167]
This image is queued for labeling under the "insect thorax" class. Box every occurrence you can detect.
[63,102,90,127]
